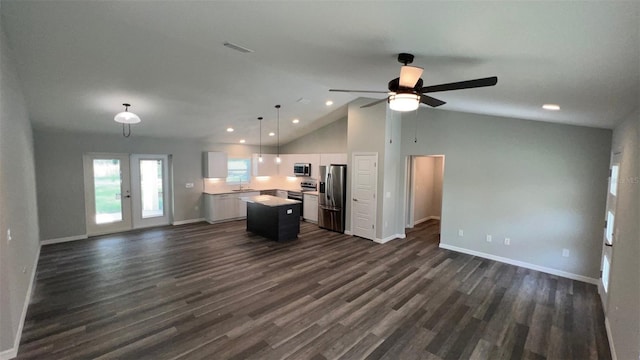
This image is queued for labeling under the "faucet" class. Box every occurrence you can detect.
[238,176,244,191]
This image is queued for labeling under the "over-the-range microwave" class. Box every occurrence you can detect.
[293,163,311,177]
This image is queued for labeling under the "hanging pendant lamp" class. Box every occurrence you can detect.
[258,116,264,163]
[114,103,141,138]
[275,105,281,164]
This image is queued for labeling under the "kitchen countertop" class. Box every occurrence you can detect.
[204,188,310,195]
[303,191,319,196]
[203,189,262,195]
[239,195,301,207]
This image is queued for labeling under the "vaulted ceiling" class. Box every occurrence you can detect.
[2,1,638,145]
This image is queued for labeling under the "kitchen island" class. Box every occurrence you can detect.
[239,195,301,241]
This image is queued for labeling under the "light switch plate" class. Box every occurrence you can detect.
[287,209,292,214]
[185,183,194,188]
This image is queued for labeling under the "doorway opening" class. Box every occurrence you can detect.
[406,155,444,241]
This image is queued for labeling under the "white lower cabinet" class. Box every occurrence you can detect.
[303,193,318,223]
[205,192,259,223]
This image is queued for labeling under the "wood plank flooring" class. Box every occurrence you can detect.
[18,220,611,359]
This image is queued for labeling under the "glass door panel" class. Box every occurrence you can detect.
[140,159,164,219]
[93,159,124,224]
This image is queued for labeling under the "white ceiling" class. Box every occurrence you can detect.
[2,1,638,145]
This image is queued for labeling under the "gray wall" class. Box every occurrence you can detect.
[606,111,639,360]
[280,117,347,154]
[34,130,272,240]
[401,109,611,279]
[0,21,40,353]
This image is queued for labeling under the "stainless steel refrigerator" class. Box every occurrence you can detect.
[318,164,347,233]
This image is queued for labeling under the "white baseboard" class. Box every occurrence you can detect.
[374,233,406,244]
[414,216,440,225]
[1,244,41,360]
[604,316,617,360]
[41,234,87,246]
[439,243,599,284]
[172,218,205,225]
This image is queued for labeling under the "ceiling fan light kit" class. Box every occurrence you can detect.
[329,53,498,112]
[389,93,420,112]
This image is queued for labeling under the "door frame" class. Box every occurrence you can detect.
[130,154,172,229]
[350,152,378,241]
[83,152,133,236]
[404,154,445,231]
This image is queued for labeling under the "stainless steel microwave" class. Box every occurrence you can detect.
[293,163,311,176]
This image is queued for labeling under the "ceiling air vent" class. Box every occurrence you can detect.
[223,42,254,53]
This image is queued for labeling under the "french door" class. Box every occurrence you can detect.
[83,153,170,236]
[599,152,620,308]
[130,154,170,229]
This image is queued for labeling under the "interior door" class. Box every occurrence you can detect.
[599,152,620,307]
[83,153,133,235]
[351,153,377,240]
[130,154,171,229]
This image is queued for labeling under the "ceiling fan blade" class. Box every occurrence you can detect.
[360,98,388,108]
[329,89,389,94]
[420,95,446,107]
[399,66,423,88]
[421,76,498,93]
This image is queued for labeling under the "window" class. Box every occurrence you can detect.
[226,158,251,184]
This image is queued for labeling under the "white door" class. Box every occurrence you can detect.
[130,154,171,229]
[351,153,377,240]
[83,153,133,235]
[599,152,621,307]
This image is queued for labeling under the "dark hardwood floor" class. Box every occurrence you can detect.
[18,220,610,359]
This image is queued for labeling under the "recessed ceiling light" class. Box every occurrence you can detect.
[239,139,246,143]
[542,104,560,111]
[292,119,300,124]
[269,132,275,136]
[226,127,234,132]
[325,100,334,106]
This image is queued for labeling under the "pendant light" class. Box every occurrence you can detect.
[258,116,264,163]
[113,103,141,138]
[275,105,281,164]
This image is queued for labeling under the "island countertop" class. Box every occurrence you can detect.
[239,194,301,207]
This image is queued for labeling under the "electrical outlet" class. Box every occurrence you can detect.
[504,238,511,245]
[6,228,12,243]
[185,182,194,188]
[194,206,199,211]
[562,249,570,257]
[486,235,492,242]
[458,229,464,237]
[22,266,27,274]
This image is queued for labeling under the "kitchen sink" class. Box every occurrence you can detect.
[232,188,255,192]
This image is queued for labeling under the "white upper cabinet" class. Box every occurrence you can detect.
[252,154,278,177]
[279,154,295,177]
[203,151,228,178]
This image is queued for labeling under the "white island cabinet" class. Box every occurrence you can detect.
[204,192,259,223]
[303,193,318,223]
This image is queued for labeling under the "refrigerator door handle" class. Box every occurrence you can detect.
[319,205,339,211]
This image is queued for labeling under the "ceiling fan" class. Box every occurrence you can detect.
[330,53,498,112]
